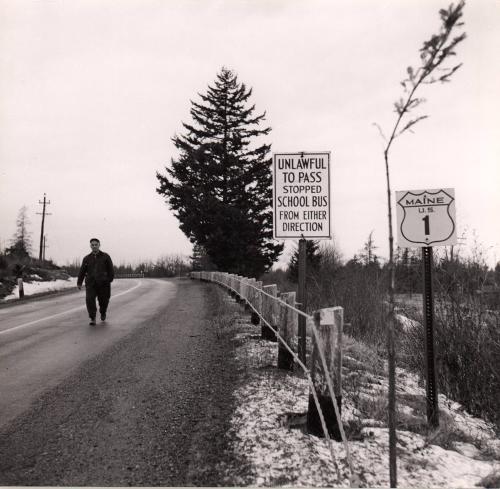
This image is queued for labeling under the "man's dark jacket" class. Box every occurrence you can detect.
[77,251,114,287]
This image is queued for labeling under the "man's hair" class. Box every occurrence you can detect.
[90,238,100,244]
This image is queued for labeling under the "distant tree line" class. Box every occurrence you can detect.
[65,255,191,279]
[281,233,498,303]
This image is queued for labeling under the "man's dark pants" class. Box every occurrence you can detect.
[85,281,111,319]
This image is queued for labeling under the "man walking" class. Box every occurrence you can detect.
[77,238,114,325]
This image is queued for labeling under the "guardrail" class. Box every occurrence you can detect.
[115,273,145,279]
[191,270,354,484]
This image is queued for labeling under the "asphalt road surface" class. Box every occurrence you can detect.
[0,278,244,486]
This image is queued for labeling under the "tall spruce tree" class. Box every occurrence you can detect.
[156,67,283,277]
[7,206,32,259]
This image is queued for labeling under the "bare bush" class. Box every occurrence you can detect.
[306,244,387,350]
[262,235,499,431]
[260,268,295,292]
[399,289,500,427]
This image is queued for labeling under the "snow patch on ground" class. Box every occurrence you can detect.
[225,308,500,487]
[1,277,77,301]
[396,313,421,331]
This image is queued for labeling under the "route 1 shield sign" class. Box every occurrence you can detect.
[396,188,457,248]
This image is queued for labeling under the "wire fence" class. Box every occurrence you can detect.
[191,271,356,485]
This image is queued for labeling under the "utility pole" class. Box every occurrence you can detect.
[37,194,51,261]
[43,235,48,261]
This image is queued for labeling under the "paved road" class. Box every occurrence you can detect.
[0,278,244,486]
[0,278,175,429]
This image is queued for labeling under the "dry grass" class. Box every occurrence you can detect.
[398,295,500,429]
[208,285,241,339]
[341,333,498,456]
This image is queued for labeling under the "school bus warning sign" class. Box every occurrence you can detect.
[273,152,331,239]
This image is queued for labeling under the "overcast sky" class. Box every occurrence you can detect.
[1,0,499,268]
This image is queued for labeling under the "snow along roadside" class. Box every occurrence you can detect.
[219,296,500,487]
[1,277,77,302]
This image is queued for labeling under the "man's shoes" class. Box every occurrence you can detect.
[100,312,106,321]
[89,318,96,326]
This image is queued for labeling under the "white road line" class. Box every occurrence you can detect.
[0,281,143,336]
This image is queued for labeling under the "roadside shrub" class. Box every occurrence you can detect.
[269,243,387,350]
[261,240,500,430]
[307,248,387,349]
[478,469,500,488]
[0,278,16,298]
[260,268,295,293]
[435,295,500,426]
[399,291,500,427]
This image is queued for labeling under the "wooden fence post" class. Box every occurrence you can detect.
[307,306,343,440]
[245,278,254,311]
[236,275,244,302]
[229,275,236,298]
[262,285,278,341]
[242,277,249,307]
[231,275,236,296]
[277,292,296,370]
[17,277,25,299]
[251,281,263,325]
[234,275,241,301]
[242,277,248,309]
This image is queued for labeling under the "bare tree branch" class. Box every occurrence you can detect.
[372,123,387,143]
[396,115,430,138]
[373,3,466,486]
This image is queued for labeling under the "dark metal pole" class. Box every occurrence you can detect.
[422,246,439,428]
[297,238,307,364]
[387,309,397,487]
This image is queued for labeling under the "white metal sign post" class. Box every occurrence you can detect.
[396,188,457,428]
[273,152,331,365]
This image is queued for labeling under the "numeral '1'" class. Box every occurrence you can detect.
[423,215,430,235]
